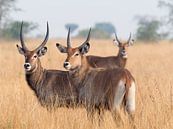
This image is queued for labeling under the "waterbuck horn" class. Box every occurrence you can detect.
[85,28,91,43]
[79,28,91,48]
[67,27,71,48]
[20,21,28,51]
[127,33,134,46]
[127,33,132,43]
[35,22,49,52]
[114,32,121,44]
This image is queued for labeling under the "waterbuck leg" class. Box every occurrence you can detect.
[112,80,126,126]
[125,82,135,122]
[124,82,136,129]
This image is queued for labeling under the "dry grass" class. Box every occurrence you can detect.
[0,39,173,129]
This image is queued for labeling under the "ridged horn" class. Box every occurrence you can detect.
[85,28,91,43]
[20,21,28,51]
[35,22,49,52]
[67,27,71,48]
[127,33,132,44]
[114,32,121,44]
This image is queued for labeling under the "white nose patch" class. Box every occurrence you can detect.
[66,64,71,70]
[24,63,32,71]
[64,62,71,70]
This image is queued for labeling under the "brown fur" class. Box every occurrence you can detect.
[68,55,135,112]
[86,40,131,68]
[17,22,78,109]
[57,30,136,123]
[62,43,136,122]
[56,29,135,120]
[56,39,131,69]
[25,58,77,108]
[87,55,126,69]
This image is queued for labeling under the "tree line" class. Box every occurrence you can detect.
[0,0,173,42]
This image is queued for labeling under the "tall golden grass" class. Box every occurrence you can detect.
[0,39,173,129]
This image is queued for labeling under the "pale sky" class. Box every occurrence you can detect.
[11,0,164,38]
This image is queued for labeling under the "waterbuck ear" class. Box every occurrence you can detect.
[37,47,47,57]
[128,39,135,46]
[79,42,90,55]
[56,43,67,53]
[113,39,120,47]
[16,44,25,55]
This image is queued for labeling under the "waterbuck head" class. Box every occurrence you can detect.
[16,22,49,72]
[113,33,134,58]
[56,28,91,71]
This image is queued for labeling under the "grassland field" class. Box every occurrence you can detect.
[0,39,173,129]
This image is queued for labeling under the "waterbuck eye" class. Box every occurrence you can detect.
[34,55,37,58]
[75,53,79,56]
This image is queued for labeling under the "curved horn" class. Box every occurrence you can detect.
[35,22,49,51]
[20,21,28,51]
[67,27,71,48]
[127,33,132,43]
[114,32,121,44]
[85,28,91,43]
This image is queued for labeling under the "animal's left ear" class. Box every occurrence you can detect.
[79,42,90,55]
[56,43,67,53]
[37,47,47,57]
[127,39,135,46]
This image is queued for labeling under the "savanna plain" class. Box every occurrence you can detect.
[0,39,173,129]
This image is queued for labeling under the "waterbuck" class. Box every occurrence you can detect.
[56,29,136,122]
[56,29,134,69]
[16,22,77,108]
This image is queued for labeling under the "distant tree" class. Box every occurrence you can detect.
[77,28,110,39]
[0,0,18,29]
[95,22,116,35]
[135,16,162,42]
[65,23,78,34]
[158,0,173,39]
[2,21,38,39]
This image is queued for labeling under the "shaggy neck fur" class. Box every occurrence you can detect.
[25,59,44,92]
[70,55,102,86]
[69,55,93,85]
[117,52,127,68]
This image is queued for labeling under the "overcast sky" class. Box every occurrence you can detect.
[11,0,164,38]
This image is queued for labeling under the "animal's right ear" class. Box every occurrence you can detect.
[16,44,25,55]
[56,43,67,53]
[128,39,135,46]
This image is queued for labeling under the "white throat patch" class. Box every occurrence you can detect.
[123,55,128,58]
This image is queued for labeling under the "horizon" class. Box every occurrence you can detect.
[11,0,164,38]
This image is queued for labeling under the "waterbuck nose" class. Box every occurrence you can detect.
[64,62,70,68]
[24,63,31,69]
[122,49,126,53]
